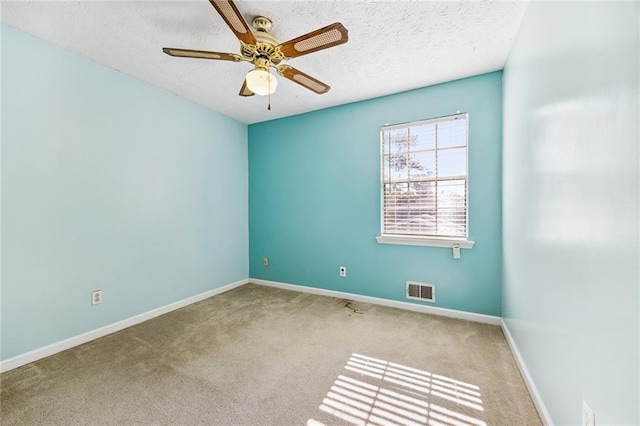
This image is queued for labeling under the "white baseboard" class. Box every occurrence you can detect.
[0,278,249,373]
[250,278,502,326]
[3,276,549,424]
[501,319,553,425]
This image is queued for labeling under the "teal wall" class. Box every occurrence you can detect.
[249,72,503,316]
[1,25,249,361]
[502,2,639,424]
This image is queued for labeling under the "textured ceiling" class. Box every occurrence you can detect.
[1,1,527,124]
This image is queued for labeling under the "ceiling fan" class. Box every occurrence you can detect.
[163,0,349,100]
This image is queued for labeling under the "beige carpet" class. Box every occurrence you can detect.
[1,283,541,425]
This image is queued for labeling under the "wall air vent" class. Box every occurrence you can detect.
[406,281,435,303]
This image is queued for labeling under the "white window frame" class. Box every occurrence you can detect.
[376,113,474,249]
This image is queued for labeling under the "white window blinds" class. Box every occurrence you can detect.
[381,113,468,239]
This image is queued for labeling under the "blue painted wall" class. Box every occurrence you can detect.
[249,72,503,316]
[502,2,639,424]
[1,25,248,361]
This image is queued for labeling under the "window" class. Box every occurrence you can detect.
[377,113,473,248]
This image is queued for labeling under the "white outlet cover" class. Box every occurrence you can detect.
[92,290,103,305]
[582,400,595,426]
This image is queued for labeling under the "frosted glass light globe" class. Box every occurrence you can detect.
[245,68,277,96]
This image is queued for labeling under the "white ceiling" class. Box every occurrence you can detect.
[1,1,527,124]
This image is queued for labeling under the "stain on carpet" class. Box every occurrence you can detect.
[337,298,363,315]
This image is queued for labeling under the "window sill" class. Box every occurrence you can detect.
[376,234,475,249]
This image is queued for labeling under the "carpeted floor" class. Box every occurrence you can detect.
[0,283,541,425]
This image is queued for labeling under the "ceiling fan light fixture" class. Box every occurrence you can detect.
[245,67,277,96]
[163,0,348,99]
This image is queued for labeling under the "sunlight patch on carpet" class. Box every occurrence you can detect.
[308,353,486,426]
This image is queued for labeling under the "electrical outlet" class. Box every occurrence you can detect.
[582,400,595,426]
[339,266,347,277]
[263,257,269,267]
[91,290,103,305]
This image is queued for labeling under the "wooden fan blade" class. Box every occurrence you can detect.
[277,22,348,59]
[163,48,241,61]
[278,65,330,94]
[239,80,254,97]
[208,0,257,45]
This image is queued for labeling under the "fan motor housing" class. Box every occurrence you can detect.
[240,19,285,66]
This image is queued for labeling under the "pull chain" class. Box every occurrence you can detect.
[267,72,271,111]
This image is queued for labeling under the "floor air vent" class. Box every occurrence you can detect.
[406,281,435,303]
